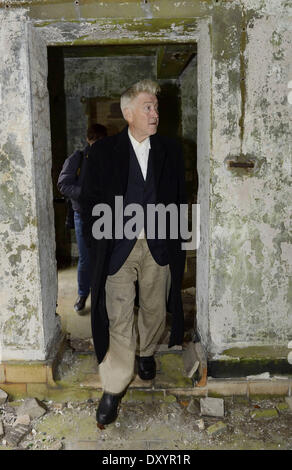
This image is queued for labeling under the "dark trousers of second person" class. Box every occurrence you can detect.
[74,211,90,298]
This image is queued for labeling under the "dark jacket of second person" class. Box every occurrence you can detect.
[57,144,90,212]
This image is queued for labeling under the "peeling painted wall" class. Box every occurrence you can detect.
[0,0,291,361]
[0,9,60,361]
[209,12,292,353]
[28,25,62,356]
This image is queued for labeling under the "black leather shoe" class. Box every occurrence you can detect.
[137,355,156,380]
[74,295,88,312]
[96,392,124,426]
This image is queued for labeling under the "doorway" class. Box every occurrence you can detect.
[48,43,198,351]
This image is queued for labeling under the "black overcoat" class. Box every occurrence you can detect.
[79,126,187,364]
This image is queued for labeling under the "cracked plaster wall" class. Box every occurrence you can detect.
[209,11,292,353]
[0,9,60,361]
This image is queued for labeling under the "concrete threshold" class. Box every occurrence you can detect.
[54,349,292,402]
[80,377,292,401]
[1,346,292,402]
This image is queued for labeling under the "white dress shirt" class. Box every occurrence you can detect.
[128,129,151,238]
[128,129,151,180]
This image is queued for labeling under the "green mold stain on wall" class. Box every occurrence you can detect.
[239,8,247,153]
[0,136,26,170]
[272,49,284,60]
[287,277,292,310]
[3,305,40,349]
[272,224,292,258]
[270,31,283,47]
[250,230,264,264]
[269,121,289,140]
[0,137,30,232]
[222,109,238,137]
[212,4,242,62]
[7,244,28,267]
[270,30,285,61]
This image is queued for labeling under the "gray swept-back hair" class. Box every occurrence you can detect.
[120,79,160,112]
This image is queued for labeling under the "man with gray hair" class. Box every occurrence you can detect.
[80,79,187,427]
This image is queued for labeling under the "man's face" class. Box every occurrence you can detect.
[125,92,159,142]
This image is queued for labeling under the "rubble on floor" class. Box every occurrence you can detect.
[0,388,291,450]
[200,397,225,418]
[285,397,292,411]
[16,398,47,420]
[206,421,227,436]
[0,389,8,405]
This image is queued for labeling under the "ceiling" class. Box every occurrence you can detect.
[60,43,197,79]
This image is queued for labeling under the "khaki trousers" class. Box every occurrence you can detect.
[99,239,170,394]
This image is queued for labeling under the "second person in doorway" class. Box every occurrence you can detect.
[57,123,108,313]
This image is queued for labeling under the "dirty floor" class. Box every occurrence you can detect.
[1,394,292,450]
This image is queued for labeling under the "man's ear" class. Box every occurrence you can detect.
[122,107,132,123]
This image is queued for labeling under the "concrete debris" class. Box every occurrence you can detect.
[246,372,270,380]
[206,421,227,436]
[194,342,208,387]
[50,441,63,450]
[13,415,31,427]
[285,397,292,411]
[182,341,208,387]
[183,342,199,378]
[0,389,8,405]
[5,424,31,446]
[0,420,4,437]
[0,404,17,427]
[250,408,278,419]
[276,402,289,413]
[164,394,177,403]
[186,398,200,415]
[51,403,66,411]
[16,398,47,420]
[2,404,16,415]
[200,397,224,418]
[194,419,205,431]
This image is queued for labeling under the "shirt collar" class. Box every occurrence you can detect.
[128,128,151,150]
